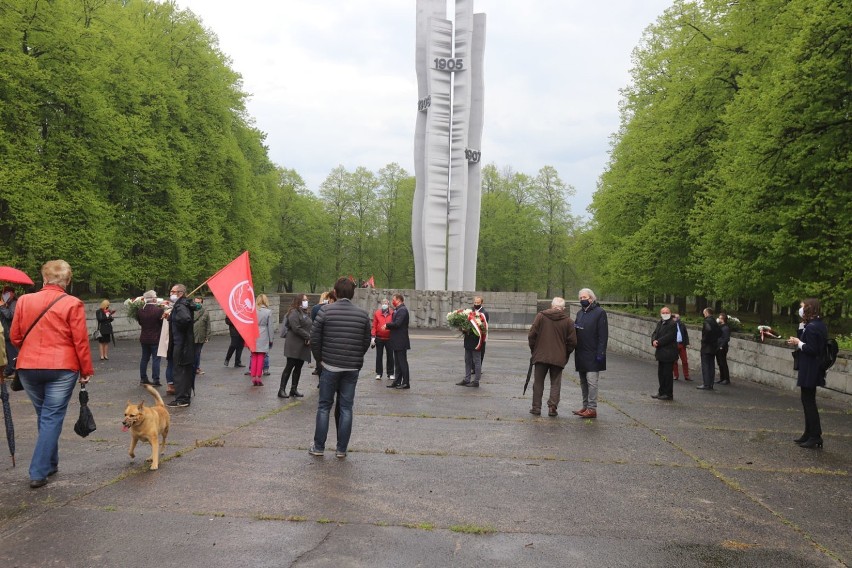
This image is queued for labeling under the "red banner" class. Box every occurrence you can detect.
[206,251,259,351]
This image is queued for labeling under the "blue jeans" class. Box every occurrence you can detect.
[19,369,78,481]
[263,352,270,372]
[313,369,359,453]
[165,358,174,384]
[140,343,161,381]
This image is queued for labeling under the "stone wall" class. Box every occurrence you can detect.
[352,289,537,329]
[84,296,281,340]
[596,305,851,402]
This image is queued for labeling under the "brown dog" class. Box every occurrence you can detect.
[122,384,170,470]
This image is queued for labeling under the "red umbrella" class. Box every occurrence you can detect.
[0,267,34,286]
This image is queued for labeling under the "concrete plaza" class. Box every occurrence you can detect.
[0,331,849,567]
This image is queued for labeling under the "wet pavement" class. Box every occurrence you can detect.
[0,330,849,567]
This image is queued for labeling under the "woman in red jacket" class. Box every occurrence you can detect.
[371,298,395,381]
[10,260,94,489]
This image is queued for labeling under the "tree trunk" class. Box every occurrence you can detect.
[757,293,773,324]
[675,295,687,315]
[695,296,708,315]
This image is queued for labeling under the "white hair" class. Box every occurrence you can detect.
[551,297,566,309]
[143,290,157,301]
[578,288,597,302]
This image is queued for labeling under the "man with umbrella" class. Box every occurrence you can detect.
[1,285,19,377]
[527,297,577,417]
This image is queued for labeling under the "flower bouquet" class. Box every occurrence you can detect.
[447,308,488,349]
[124,296,169,323]
[726,316,742,332]
[757,325,781,342]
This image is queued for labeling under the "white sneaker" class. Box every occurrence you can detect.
[375,374,381,380]
[388,375,394,381]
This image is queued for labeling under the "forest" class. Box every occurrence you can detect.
[0,0,848,325]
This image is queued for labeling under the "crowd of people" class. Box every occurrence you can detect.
[1,260,831,490]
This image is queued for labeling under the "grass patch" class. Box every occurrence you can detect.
[449,523,496,535]
[195,438,225,448]
[384,448,397,454]
[402,522,435,531]
[102,505,117,512]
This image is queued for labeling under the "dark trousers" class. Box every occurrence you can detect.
[194,343,205,375]
[800,387,822,438]
[225,337,244,365]
[393,350,410,386]
[140,342,160,381]
[375,338,394,377]
[4,339,18,375]
[280,357,305,392]
[173,363,193,404]
[716,347,729,382]
[657,360,674,397]
[700,352,716,388]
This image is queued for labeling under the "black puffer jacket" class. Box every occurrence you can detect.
[310,298,371,369]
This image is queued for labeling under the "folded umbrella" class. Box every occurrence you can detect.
[74,386,97,438]
[0,377,15,466]
[523,357,534,395]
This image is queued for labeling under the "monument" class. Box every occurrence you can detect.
[412,0,486,291]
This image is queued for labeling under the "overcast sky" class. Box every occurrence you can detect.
[175,0,671,217]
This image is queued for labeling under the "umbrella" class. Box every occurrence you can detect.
[0,377,15,467]
[0,266,34,286]
[73,386,97,438]
[523,357,534,395]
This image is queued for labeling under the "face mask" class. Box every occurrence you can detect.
[320,299,328,304]
[170,294,179,303]
[381,304,389,311]
[473,304,482,310]
[661,313,671,321]
[1,293,10,302]
[195,303,202,310]
[580,299,590,308]
[717,318,722,325]
[301,300,309,309]
[798,307,804,319]
[392,300,399,308]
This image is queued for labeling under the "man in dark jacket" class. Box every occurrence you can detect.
[672,313,691,381]
[651,306,678,400]
[698,307,722,391]
[309,277,371,458]
[385,293,411,389]
[573,288,608,418]
[166,284,195,408]
[224,316,245,367]
[528,297,577,417]
[0,286,18,377]
[138,290,164,387]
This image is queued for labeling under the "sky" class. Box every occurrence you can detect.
[174,0,672,217]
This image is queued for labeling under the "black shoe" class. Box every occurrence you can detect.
[151,382,162,387]
[234,363,245,368]
[651,394,661,399]
[224,361,229,367]
[395,384,410,389]
[793,434,809,444]
[799,437,823,449]
[166,400,190,408]
[277,390,290,399]
[263,371,271,376]
[387,383,401,388]
[456,380,470,386]
[140,379,153,386]
[719,380,730,385]
[656,395,673,400]
[47,468,58,477]
[696,385,713,390]
[290,391,304,398]
[29,478,48,489]
[464,382,479,387]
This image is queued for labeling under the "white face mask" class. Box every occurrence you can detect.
[1,292,10,302]
[301,300,309,309]
[798,306,805,319]
[661,313,671,321]
[381,304,389,311]
[170,294,179,303]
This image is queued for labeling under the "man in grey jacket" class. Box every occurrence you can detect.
[309,277,371,458]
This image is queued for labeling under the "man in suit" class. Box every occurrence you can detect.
[698,307,722,391]
[384,293,411,389]
[672,313,691,381]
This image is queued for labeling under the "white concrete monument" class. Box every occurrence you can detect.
[413,0,485,291]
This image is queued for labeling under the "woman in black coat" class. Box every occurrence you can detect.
[787,298,828,449]
[651,307,678,400]
[95,299,115,360]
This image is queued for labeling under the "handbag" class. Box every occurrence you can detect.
[91,329,102,341]
[9,294,69,392]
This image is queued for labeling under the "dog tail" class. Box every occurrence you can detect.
[144,384,166,408]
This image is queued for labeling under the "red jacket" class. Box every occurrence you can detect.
[10,284,95,376]
[372,308,394,341]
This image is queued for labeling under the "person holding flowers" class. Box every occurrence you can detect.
[447,303,488,388]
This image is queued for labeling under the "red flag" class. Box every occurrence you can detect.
[207,251,259,351]
[366,275,375,288]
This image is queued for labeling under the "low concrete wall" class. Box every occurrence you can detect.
[598,305,851,402]
[84,297,281,341]
[352,289,537,329]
